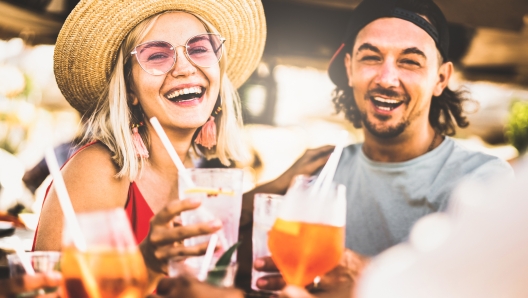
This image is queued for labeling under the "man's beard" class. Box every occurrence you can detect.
[360,86,411,139]
[361,112,409,139]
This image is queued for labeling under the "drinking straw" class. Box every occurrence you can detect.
[12,236,35,275]
[198,234,218,281]
[45,147,102,298]
[319,130,348,196]
[44,147,87,251]
[311,130,348,198]
[149,117,195,187]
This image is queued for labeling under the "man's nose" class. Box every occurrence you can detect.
[374,59,399,88]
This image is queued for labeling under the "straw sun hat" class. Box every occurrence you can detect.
[54,0,266,114]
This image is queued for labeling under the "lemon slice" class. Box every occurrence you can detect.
[273,218,301,236]
[184,187,235,196]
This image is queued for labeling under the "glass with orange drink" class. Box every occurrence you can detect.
[268,175,346,287]
[61,208,148,298]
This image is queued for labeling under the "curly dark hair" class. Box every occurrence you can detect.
[332,85,474,136]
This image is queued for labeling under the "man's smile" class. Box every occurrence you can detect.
[369,96,405,111]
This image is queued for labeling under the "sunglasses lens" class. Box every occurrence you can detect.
[187,34,223,67]
[136,41,175,75]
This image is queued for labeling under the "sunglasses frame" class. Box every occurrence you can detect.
[130,33,226,76]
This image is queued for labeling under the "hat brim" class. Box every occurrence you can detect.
[54,0,266,114]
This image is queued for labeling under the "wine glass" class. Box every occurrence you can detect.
[267,175,346,287]
[61,208,148,298]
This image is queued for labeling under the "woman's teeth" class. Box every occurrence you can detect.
[166,87,204,102]
[166,86,203,99]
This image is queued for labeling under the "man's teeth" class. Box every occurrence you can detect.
[378,106,392,111]
[167,86,202,99]
[374,97,400,104]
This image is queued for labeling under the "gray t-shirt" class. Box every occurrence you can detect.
[334,136,513,256]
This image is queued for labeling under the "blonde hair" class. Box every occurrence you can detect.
[83,11,248,181]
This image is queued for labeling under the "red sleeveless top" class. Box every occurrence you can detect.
[32,142,154,250]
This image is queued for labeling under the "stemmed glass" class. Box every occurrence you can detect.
[267,175,347,287]
[61,208,148,298]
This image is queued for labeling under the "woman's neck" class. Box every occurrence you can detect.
[146,125,196,174]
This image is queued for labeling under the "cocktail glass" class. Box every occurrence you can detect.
[61,208,148,298]
[267,175,346,287]
[251,193,283,292]
[178,168,244,272]
[7,251,62,297]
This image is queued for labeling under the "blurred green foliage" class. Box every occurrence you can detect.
[505,100,528,154]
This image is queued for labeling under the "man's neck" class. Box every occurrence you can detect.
[362,126,440,163]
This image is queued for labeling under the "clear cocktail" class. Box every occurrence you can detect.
[179,169,243,270]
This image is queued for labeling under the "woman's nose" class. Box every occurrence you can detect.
[170,46,197,77]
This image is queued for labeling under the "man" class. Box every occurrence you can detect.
[254,0,513,294]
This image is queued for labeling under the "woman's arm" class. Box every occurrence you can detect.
[34,143,129,251]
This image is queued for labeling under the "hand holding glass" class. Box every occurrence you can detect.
[177,168,244,279]
[251,193,283,291]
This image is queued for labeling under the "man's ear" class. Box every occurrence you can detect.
[433,61,453,96]
[344,53,354,88]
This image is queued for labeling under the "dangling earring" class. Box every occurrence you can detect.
[195,98,222,149]
[131,121,149,158]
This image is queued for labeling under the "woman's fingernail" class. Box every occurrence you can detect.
[48,271,62,280]
[209,219,222,228]
[188,197,202,204]
[257,279,268,287]
[254,259,264,269]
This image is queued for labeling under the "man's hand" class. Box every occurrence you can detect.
[274,146,335,192]
[147,275,244,298]
[253,249,369,295]
[0,272,62,298]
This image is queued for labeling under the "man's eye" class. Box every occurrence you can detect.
[360,56,381,62]
[401,59,420,66]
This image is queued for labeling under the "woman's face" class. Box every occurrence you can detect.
[129,12,221,131]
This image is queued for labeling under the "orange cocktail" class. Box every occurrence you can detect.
[268,218,344,287]
[61,246,147,298]
[61,208,148,298]
[267,175,347,287]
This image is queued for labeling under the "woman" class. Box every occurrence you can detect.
[33,0,266,290]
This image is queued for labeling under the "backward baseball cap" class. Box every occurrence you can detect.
[328,0,449,88]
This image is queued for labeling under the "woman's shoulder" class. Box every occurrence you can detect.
[60,141,130,209]
[64,142,115,170]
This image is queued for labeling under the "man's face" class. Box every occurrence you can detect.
[344,17,451,139]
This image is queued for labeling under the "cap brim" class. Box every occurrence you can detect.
[328,43,349,88]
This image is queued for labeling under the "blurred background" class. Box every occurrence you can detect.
[0,0,527,245]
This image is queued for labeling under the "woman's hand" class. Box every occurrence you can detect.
[139,198,222,275]
[0,272,62,298]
